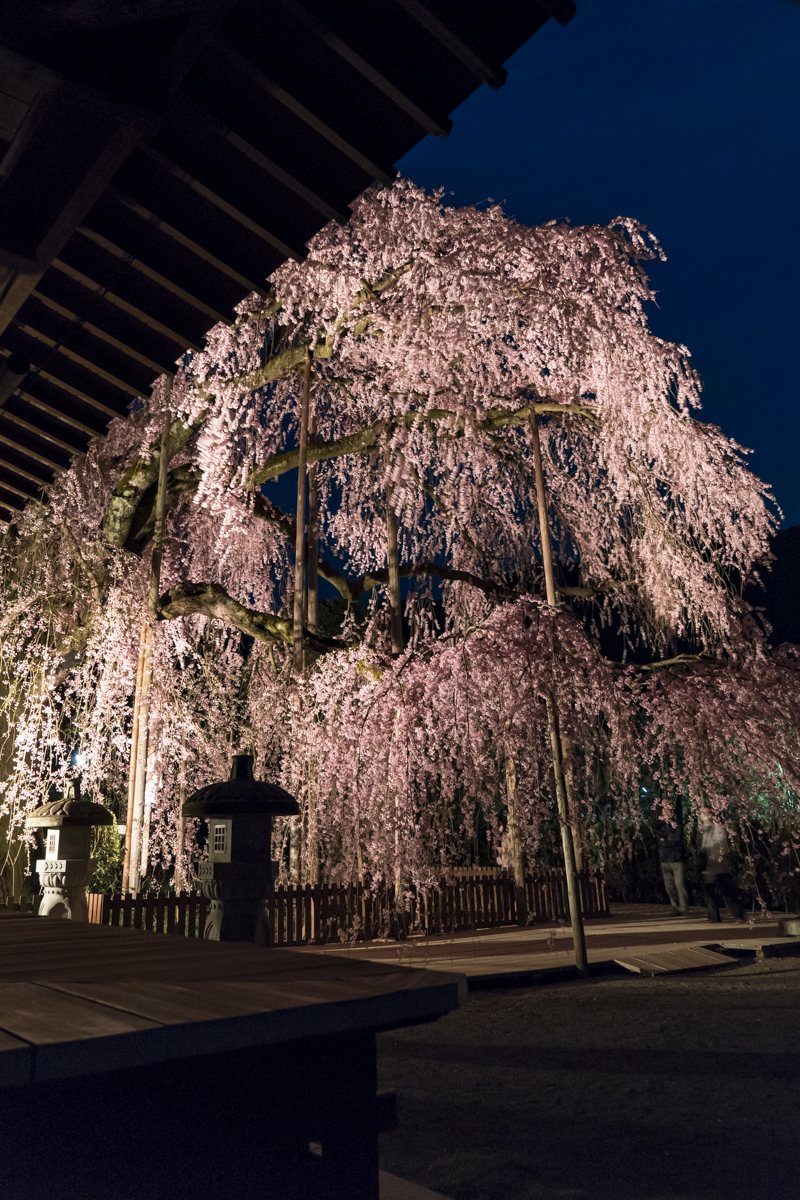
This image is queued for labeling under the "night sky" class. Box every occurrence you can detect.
[398,0,800,527]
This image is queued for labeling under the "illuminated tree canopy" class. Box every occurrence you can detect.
[1,181,797,900]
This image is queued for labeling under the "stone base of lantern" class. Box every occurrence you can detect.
[36,859,95,921]
[198,866,272,944]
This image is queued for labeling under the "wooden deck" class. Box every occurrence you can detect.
[0,917,464,1200]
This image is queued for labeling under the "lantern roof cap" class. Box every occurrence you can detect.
[25,780,114,828]
[182,755,298,818]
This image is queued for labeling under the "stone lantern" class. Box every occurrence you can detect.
[25,780,113,921]
[183,754,298,944]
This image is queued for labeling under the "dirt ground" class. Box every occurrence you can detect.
[377,956,800,1200]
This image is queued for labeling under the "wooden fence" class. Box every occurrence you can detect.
[87,869,607,945]
[86,890,210,937]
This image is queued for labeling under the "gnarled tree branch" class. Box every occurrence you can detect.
[157,581,348,655]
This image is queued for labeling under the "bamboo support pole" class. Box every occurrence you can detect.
[121,622,146,893]
[504,738,528,926]
[126,400,172,894]
[292,351,312,673]
[385,461,404,655]
[561,732,584,871]
[530,415,588,974]
[307,409,319,637]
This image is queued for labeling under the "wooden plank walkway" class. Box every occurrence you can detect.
[0,920,465,1200]
[292,905,800,983]
[614,946,739,976]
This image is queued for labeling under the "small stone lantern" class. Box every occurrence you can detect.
[183,754,298,944]
[25,781,113,921]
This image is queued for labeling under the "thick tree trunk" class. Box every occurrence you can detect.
[124,402,172,895]
[530,415,587,974]
[385,467,404,656]
[504,741,528,926]
[292,351,312,673]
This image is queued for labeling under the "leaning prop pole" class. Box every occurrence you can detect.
[385,468,404,656]
[292,349,312,673]
[289,351,312,876]
[529,415,588,975]
[123,396,172,894]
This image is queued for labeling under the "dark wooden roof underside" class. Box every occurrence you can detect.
[0,0,574,524]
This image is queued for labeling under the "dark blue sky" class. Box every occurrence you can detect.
[398,0,800,526]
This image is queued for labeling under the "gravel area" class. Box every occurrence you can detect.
[378,956,800,1200]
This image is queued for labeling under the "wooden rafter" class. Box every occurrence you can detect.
[1,408,83,456]
[12,322,143,397]
[16,389,99,437]
[26,366,121,420]
[394,0,507,90]
[212,41,396,187]
[51,257,203,352]
[277,0,452,139]
[0,465,41,496]
[0,433,58,475]
[109,190,268,300]
[76,226,232,327]
[141,145,307,263]
[30,291,173,376]
[176,96,350,226]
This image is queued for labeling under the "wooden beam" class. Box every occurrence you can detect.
[16,389,99,438]
[52,257,203,351]
[393,0,507,90]
[30,290,174,376]
[0,430,60,474]
[28,365,121,420]
[177,96,349,225]
[277,0,452,139]
[108,190,268,299]
[1,408,83,456]
[0,85,143,339]
[0,495,25,514]
[13,321,144,398]
[76,226,232,326]
[141,145,307,263]
[0,353,29,404]
[213,41,396,186]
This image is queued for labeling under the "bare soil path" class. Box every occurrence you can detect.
[377,956,800,1200]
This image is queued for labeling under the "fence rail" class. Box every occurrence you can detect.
[86,869,607,944]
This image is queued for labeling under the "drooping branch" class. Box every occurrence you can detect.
[157,581,347,655]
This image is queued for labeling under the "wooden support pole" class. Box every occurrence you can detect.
[121,622,145,894]
[125,398,172,894]
[529,415,587,975]
[307,408,319,637]
[385,463,404,656]
[292,351,312,673]
[504,737,528,926]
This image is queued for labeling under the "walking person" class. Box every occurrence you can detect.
[698,806,745,923]
[655,802,689,916]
